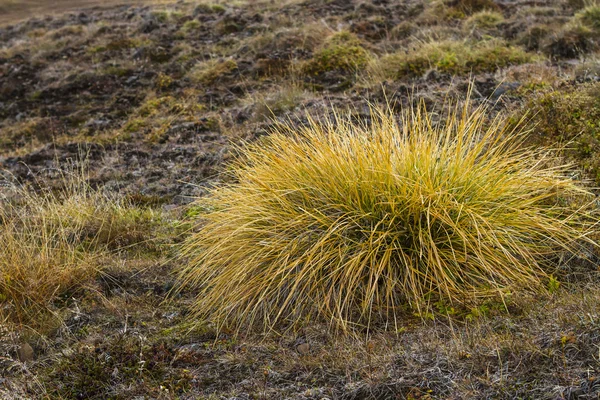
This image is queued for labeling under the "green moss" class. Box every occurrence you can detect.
[28,90,42,100]
[139,97,172,117]
[373,39,536,79]
[513,83,600,183]
[157,320,213,343]
[301,31,370,76]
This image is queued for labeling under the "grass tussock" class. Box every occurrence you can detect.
[301,31,370,77]
[370,39,535,80]
[462,10,504,32]
[178,98,596,333]
[0,169,163,330]
[187,58,238,85]
[544,4,600,58]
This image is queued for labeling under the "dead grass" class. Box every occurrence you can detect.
[0,165,164,332]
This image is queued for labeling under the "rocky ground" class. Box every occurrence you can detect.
[1,0,600,399]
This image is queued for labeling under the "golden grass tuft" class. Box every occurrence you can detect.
[0,168,162,330]
[178,98,596,333]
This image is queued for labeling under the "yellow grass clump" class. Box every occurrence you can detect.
[178,99,596,333]
[0,169,161,330]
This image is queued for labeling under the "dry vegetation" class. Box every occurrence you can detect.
[178,100,597,334]
[0,166,166,332]
[1,0,600,398]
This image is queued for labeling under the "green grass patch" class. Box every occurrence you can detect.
[371,39,536,79]
[301,31,370,77]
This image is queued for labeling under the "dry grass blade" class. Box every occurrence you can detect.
[177,97,597,334]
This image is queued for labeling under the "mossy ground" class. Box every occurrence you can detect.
[1,0,600,398]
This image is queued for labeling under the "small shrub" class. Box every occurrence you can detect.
[89,38,140,54]
[371,39,535,79]
[46,334,192,398]
[518,24,552,51]
[193,3,226,15]
[151,9,183,23]
[245,23,329,56]
[573,55,600,79]
[421,0,499,23]
[301,31,370,77]
[155,72,174,90]
[0,117,56,153]
[567,0,587,9]
[178,99,595,333]
[513,83,600,183]
[545,6,600,58]
[545,21,596,58]
[576,4,600,30]
[48,25,84,40]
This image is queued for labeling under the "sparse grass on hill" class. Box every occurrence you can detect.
[178,99,597,334]
[0,168,164,331]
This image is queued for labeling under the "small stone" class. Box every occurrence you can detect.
[17,342,34,363]
[296,342,310,355]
